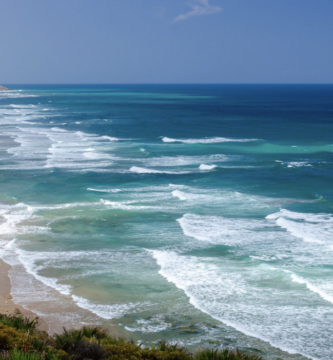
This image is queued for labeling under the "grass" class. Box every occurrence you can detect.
[0,314,268,360]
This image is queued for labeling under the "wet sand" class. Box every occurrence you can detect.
[0,259,49,332]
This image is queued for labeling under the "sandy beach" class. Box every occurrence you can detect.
[0,136,49,328]
[0,258,49,332]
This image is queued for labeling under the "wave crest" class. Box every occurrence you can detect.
[162,137,260,144]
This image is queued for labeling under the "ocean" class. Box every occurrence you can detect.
[0,84,333,360]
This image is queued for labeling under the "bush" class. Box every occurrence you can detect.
[0,320,66,359]
[54,328,84,352]
[66,340,108,360]
[4,348,63,360]
[6,348,42,360]
[81,326,109,340]
[0,323,33,352]
[194,349,263,360]
[54,326,109,349]
[0,315,37,334]
[104,340,191,360]
[0,314,271,360]
[54,327,107,360]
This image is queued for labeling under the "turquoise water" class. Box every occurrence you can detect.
[0,85,333,360]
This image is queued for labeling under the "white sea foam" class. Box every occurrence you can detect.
[0,203,47,236]
[276,160,312,168]
[289,273,333,305]
[0,239,148,322]
[130,166,165,174]
[125,316,171,333]
[3,247,88,295]
[88,185,186,194]
[1,127,117,170]
[162,137,259,144]
[150,250,324,359]
[87,188,122,193]
[287,162,312,168]
[288,161,312,167]
[4,128,51,168]
[88,187,272,216]
[100,136,119,141]
[199,164,217,170]
[72,295,143,320]
[101,199,159,211]
[177,213,275,245]
[266,209,333,245]
[0,92,39,99]
[35,202,102,211]
[51,127,68,132]
[13,247,72,296]
[129,166,189,174]
[43,128,115,170]
[9,104,36,108]
[83,152,113,160]
[172,190,187,201]
[0,254,107,332]
[144,155,231,167]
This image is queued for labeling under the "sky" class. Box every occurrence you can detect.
[1,0,333,84]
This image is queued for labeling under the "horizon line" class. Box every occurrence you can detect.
[2,83,333,86]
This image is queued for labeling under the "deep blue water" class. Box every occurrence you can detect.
[0,85,333,360]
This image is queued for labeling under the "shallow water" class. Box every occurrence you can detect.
[1,85,333,360]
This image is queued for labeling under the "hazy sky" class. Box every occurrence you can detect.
[1,0,332,84]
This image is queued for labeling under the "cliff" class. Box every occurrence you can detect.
[0,85,8,91]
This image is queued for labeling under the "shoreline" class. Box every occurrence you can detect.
[0,258,127,339]
[0,258,49,332]
[0,87,325,360]
[0,258,310,360]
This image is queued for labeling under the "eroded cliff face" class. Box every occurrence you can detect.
[0,85,8,91]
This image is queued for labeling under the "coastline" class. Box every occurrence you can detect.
[0,259,127,339]
[0,85,329,360]
[0,258,49,332]
[0,134,48,331]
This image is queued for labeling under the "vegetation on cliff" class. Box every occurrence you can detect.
[0,314,267,360]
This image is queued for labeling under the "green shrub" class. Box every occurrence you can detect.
[194,349,263,360]
[0,315,37,334]
[66,340,108,360]
[0,314,272,360]
[54,328,84,352]
[5,348,63,360]
[0,324,33,351]
[0,318,64,359]
[54,327,107,359]
[81,326,109,340]
[104,340,191,360]
[6,348,42,360]
[44,347,68,360]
